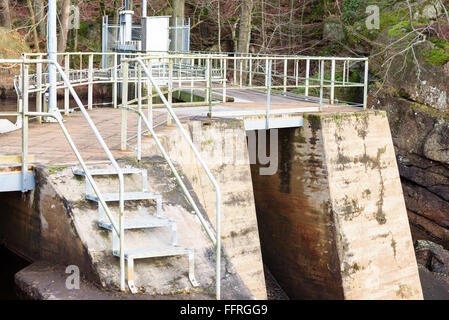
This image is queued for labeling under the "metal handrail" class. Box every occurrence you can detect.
[0,58,127,292]
[123,57,222,300]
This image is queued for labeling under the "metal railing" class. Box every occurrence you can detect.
[0,58,127,293]
[121,57,222,300]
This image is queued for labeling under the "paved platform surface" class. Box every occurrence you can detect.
[0,89,362,165]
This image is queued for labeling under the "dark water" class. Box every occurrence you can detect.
[0,245,30,300]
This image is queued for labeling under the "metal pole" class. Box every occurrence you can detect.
[36,60,42,124]
[147,59,153,128]
[208,57,212,118]
[320,60,324,111]
[167,58,173,125]
[266,60,272,129]
[283,58,287,94]
[223,58,227,103]
[331,59,335,105]
[137,63,142,161]
[65,55,70,115]
[305,59,310,97]
[121,61,129,150]
[142,0,147,17]
[363,60,369,109]
[88,54,93,110]
[47,0,60,119]
[113,54,118,109]
[21,64,29,192]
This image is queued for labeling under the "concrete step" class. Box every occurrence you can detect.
[86,191,160,202]
[72,167,145,177]
[113,245,191,260]
[99,215,174,230]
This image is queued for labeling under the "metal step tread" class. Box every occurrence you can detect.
[99,215,173,230]
[113,245,191,260]
[72,167,144,177]
[86,191,160,202]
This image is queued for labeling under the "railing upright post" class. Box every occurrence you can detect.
[208,57,212,118]
[239,58,243,88]
[137,63,142,161]
[283,58,287,94]
[363,59,369,109]
[233,54,237,85]
[320,60,324,111]
[295,58,299,87]
[113,53,118,109]
[21,63,29,192]
[147,59,153,128]
[121,61,129,151]
[64,55,70,115]
[305,58,310,97]
[36,59,42,124]
[249,57,253,87]
[88,54,93,110]
[331,59,335,105]
[223,58,227,103]
[167,57,173,126]
[266,59,272,129]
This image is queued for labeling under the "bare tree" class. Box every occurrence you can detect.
[0,0,11,29]
[237,0,253,53]
[35,0,46,38]
[58,0,72,61]
[27,0,41,52]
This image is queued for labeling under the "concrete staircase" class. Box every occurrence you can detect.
[72,166,198,293]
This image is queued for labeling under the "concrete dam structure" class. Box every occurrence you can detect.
[0,32,424,299]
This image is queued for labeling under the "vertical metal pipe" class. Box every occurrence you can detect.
[47,0,59,116]
[21,64,29,192]
[320,60,324,111]
[208,57,212,117]
[249,57,252,87]
[36,60,42,124]
[305,58,310,97]
[113,54,118,108]
[266,60,272,129]
[167,58,173,125]
[331,59,335,105]
[363,59,369,109]
[147,59,153,128]
[142,0,147,17]
[88,54,93,110]
[223,58,227,103]
[65,55,70,115]
[121,61,129,150]
[137,63,142,161]
[283,58,287,94]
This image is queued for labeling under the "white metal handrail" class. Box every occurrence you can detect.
[0,58,127,292]
[122,57,222,300]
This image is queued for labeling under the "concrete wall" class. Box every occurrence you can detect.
[251,111,423,299]
[151,118,267,300]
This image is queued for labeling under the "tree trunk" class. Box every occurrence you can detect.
[171,0,185,51]
[58,0,71,62]
[27,0,40,52]
[34,0,46,37]
[0,0,11,29]
[237,0,253,53]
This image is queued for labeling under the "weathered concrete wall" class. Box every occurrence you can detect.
[251,111,423,299]
[149,118,267,300]
[0,169,98,283]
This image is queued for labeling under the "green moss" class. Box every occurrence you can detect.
[424,48,449,66]
[411,102,449,121]
[47,165,67,175]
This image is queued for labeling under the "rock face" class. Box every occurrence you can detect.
[370,94,449,249]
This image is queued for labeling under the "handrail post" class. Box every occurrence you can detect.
[266,59,272,129]
[113,53,118,109]
[21,63,29,192]
[137,63,142,161]
[167,57,173,126]
[363,59,369,109]
[283,58,287,94]
[320,60,324,111]
[239,58,243,88]
[222,58,227,103]
[208,57,212,118]
[64,55,70,115]
[305,58,310,97]
[249,57,253,87]
[88,54,93,110]
[147,59,153,128]
[330,59,335,105]
[36,60,42,124]
[121,61,129,151]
